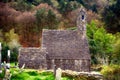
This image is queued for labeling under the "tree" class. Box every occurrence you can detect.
[102,0,120,33]
[16,12,39,47]
[5,29,20,49]
[10,0,33,12]
[94,27,115,64]
[0,3,20,32]
[76,0,84,6]
[58,0,68,14]
[35,8,47,31]
[47,9,58,29]
[58,0,80,16]
[87,21,115,65]
[41,0,52,5]
[35,8,59,30]
[87,21,98,64]
[112,33,120,64]
[4,29,20,62]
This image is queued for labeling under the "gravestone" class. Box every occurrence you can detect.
[55,68,62,80]
[7,50,10,69]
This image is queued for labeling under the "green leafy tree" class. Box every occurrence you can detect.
[11,0,33,12]
[35,8,47,32]
[58,0,80,15]
[87,21,98,64]
[87,21,115,65]
[47,9,58,29]
[94,27,115,64]
[31,0,41,6]
[112,33,120,64]
[58,0,68,14]
[51,0,59,8]
[41,0,52,5]
[5,29,20,61]
[35,8,59,30]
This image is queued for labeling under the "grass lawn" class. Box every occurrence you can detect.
[0,69,5,79]
[0,62,72,80]
[10,68,73,80]
[9,62,73,80]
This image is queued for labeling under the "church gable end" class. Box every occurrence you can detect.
[41,8,90,71]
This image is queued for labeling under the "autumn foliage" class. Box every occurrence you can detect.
[0,2,101,47]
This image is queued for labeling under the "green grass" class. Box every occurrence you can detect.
[10,68,100,80]
[10,62,17,67]
[9,62,72,80]
[9,62,99,80]
[1,62,72,80]
[10,68,72,80]
[0,69,5,79]
[10,69,54,80]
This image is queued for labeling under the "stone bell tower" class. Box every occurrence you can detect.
[77,8,87,37]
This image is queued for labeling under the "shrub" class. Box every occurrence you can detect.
[101,65,120,80]
[0,69,5,79]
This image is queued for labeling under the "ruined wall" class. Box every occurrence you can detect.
[18,47,47,69]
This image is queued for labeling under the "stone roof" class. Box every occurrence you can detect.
[42,30,90,60]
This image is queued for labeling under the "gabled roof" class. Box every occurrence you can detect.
[42,30,90,60]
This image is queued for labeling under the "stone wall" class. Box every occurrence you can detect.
[18,47,47,69]
[62,70,103,80]
[46,59,90,72]
[18,47,90,72]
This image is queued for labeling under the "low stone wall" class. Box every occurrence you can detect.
[18,47,47,69]
[45,69,103,80]
[62,70,103,80]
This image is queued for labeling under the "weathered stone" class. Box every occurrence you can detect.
[62,70,103,80]
[18,47,47,69]
[55,68,62,80]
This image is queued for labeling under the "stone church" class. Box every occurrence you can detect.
[18,8,91,72]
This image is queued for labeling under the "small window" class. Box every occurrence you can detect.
[82,15,84,20]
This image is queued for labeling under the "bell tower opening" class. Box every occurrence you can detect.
[82,15,84,20]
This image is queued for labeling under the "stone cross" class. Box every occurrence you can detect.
[55,68,62,80]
